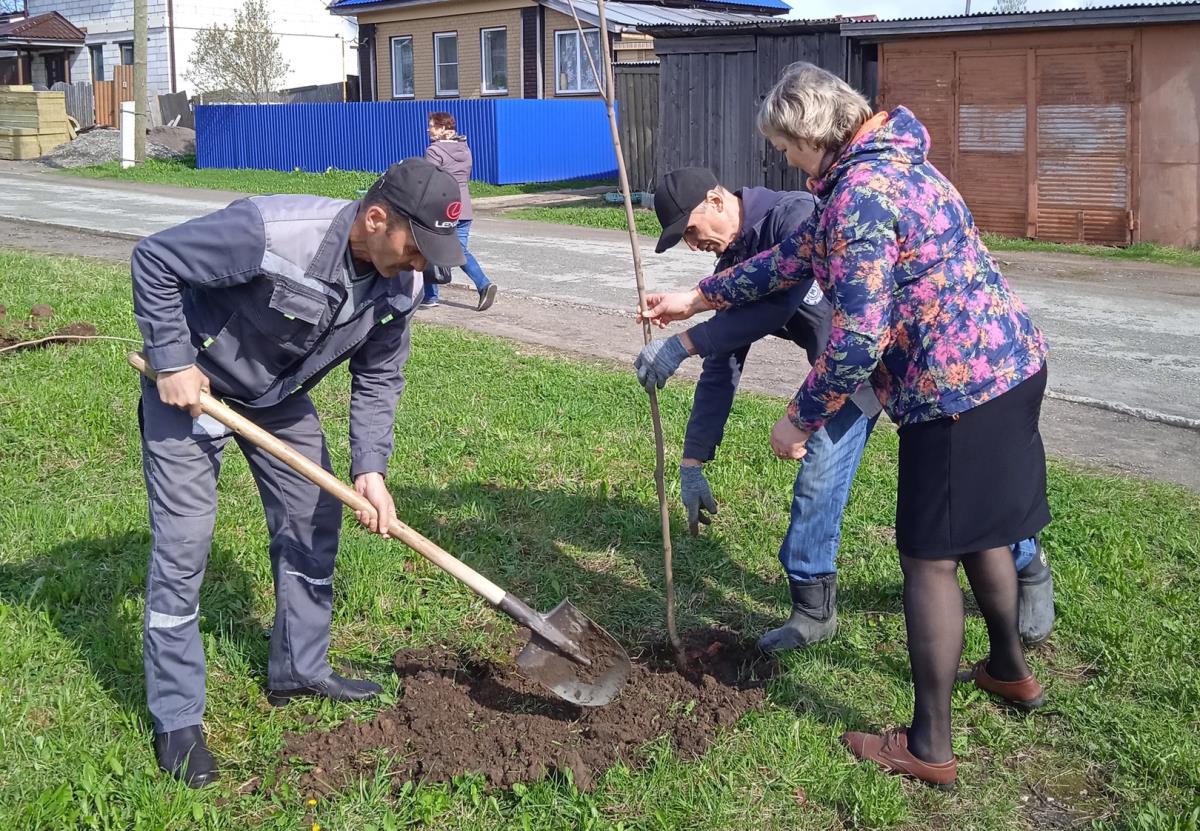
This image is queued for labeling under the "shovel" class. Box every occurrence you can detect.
[129,353,631,707]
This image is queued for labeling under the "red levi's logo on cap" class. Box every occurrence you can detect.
[447,201,462,221]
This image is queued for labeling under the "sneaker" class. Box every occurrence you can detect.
[477,283,498,312]
[419,298,440,309]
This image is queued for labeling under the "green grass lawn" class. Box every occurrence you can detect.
[505,201,662,238]
[63,156,614,200]
[1,250,1199,830]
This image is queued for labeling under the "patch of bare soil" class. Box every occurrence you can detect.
[281,629,773,794]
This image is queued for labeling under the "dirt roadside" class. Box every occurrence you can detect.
[3,217,1197,493]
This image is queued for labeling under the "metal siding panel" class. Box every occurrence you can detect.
[880,50,955,176]
[1035,48,1131,243]
[956,51,1028,237]
[195,99,616,184]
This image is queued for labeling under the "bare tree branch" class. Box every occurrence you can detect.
[183,0,289,103]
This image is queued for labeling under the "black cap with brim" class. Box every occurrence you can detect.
[410,220,467,268]
[654,167,719,253]
[370,158,469,269]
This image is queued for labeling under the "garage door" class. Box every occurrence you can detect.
[956,51,1029,237]
[1035,48,1133,245]
[879,51,955,176]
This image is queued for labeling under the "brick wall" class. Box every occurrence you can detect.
[375,9,523,100]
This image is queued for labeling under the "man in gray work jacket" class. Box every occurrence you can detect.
[132,158,466,788]
[635,168,1055,656]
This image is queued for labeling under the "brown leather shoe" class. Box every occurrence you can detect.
[840,727,957,789]
[964,659,1044,710]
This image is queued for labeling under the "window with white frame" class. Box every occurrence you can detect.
[434,32,458,97]
[554,29,601,95]
[89,44,105,82]
[480,27,507,94]
[390,36,414,98]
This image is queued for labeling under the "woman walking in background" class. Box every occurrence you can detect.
[420,111,499,312]
[638,62,1053,789]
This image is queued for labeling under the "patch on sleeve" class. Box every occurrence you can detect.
[803,282,824,306]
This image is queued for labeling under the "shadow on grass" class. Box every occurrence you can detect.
[390,481,872,728]
[0,532,268,732]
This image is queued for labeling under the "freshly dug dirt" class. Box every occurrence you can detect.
[281,629,773,794]
[0,322,98,354]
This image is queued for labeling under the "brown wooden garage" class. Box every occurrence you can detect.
[844,6,1200,249]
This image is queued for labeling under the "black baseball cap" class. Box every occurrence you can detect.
[654,167,720,253]
[368,158,467,268]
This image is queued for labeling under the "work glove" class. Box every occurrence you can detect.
[634,335,690,392]
[680,463,718,536]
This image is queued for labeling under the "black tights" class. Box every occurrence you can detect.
[900,546,1030,763]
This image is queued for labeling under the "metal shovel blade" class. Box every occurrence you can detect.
[515,599,631,707]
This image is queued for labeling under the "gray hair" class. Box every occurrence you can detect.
[757,62,873,151]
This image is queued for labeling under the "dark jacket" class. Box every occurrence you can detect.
[683,187,878,462]
[426,138,473,221]
[131,195,420,478]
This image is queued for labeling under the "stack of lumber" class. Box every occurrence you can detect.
[0,85,75,160]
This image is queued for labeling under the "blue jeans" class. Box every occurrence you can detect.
[423,220,492,301]
[778,404,1041,583]
[779,403,878,582]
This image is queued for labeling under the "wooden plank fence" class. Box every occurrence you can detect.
[94,65,134,127]
[614,62,659,192]
[50,81,95,129]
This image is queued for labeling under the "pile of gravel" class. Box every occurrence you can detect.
[37,126,196,169]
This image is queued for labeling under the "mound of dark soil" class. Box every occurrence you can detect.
[281,629,773,794]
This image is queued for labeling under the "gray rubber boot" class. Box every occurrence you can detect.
[1017,539,1055,646]
[757,573,838,653]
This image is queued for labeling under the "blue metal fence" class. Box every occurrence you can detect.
[195,99,618,185]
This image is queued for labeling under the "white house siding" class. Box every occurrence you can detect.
[25,0,355,94]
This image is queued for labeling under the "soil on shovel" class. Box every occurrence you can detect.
[0,322,99,355]
[281,629,774,795]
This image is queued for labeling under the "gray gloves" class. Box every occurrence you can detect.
[634,335,690,392]
[680,464,718,536]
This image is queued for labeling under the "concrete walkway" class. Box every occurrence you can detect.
[2,167,1198,491]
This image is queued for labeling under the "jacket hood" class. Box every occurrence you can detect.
[811,106,929,199]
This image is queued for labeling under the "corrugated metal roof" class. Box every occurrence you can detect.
[332,0,786,15]
[542,0,778,29]
[641,14,869,35]
[0,11,86,44]
[842,1,1200,36]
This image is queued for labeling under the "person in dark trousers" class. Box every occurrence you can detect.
[131,159,465,788]
[419,111,498,311]
[639,63,1057,787]
[635,167,1054,656]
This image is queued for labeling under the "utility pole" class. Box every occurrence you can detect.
[133,0,147,163]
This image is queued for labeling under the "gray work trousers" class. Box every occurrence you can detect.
[139,377,343,733]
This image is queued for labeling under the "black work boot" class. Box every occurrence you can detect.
[154,725,219,788]
[757,573,838,653]
[1017,538,1055,646]
[267,671,382,707]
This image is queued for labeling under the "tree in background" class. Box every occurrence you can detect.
[993,0,1029,11]
[0,1,26,14]
[184,0,289,103]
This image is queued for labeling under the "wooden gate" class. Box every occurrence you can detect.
[614,62,658,191]
[93,65,134,128]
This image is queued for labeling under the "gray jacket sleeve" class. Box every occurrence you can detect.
[131,199,266,372]
[347,313,412,478]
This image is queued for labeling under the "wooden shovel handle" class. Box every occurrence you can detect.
[128,352,507,606]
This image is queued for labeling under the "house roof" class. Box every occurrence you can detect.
[331,0,787,20]
[541,0,783,30]
[640,14,872,35]
[841,1,1200,38]
[0,11,86,46]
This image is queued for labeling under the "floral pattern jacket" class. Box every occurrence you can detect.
[697,106,1047,433]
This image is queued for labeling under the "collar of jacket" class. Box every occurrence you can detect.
[719,187,784,269]
[305,201,361,286]
[807,109,892,198]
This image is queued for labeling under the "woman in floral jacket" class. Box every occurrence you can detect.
[640,62,1052,788]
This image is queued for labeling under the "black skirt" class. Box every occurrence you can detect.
[895,363,1051,559]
